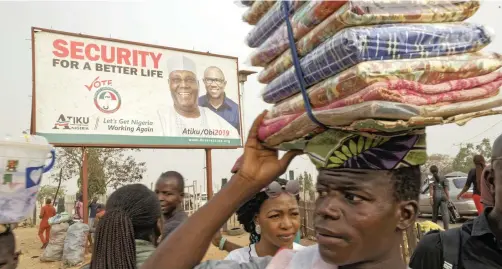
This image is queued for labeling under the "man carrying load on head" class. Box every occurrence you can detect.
[142,112,423,269]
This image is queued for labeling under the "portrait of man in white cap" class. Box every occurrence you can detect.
[157,54,239,138]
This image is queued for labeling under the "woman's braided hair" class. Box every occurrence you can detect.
[235,178,299,259]
[90,184,161,269]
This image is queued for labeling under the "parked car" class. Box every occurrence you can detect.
[197,193,208,208]
[419,176,477,217]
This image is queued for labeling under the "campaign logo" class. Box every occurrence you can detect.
[94,87,122,114]
[52,114,90,130]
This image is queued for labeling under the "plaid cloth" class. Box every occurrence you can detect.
[257,0,481,83]
[261,23,493,104]
[249,1,346,65]
[246,1,306,48]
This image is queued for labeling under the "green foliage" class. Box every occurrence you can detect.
[51,148,147,199]
[297,171,315,200]
[452,138,492,173]
[421,154,454,177]
[37,185,66,204]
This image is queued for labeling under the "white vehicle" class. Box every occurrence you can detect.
[197,193,208,208]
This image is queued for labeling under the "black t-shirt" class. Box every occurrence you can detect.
[466,168,480,195]
[161,209,188,241]
[409,208,502,269]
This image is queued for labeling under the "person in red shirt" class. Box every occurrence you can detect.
[458,155,486,215]
[39,198,56,248]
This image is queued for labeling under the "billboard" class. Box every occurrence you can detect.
[31,28,243,148]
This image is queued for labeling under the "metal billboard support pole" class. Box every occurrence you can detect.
[82,147,89,225]
[205,149,213,200]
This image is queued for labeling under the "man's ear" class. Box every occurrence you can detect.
[396,200,419,231]
[489,168,496,195]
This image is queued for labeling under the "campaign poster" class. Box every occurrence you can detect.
[32,28,243,148]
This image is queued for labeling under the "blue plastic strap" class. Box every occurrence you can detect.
[281,1,328,129]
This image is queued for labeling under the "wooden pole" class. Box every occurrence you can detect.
[205,149,213,199]
[82,147,89,224]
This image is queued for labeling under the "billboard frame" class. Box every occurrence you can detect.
[30,27,244,150]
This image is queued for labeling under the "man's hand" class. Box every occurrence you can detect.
[237,111,302,190]
[429,197,433,205]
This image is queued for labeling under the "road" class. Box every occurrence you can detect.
[418,215,475,229]
[14,227,244,269]
[14,217,470,269]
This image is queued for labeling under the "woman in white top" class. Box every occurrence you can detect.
[224,178,305,263]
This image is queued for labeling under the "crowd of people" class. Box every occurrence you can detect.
[0,113,501,269]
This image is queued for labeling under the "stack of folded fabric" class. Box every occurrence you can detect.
[239,0,502,153]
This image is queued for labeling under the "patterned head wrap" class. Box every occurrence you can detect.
[280,129,427,170]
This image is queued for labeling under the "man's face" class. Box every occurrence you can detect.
[169,70,199,112]
[203,68,226,100]
[92,198,98,203]
[155,178,183,215]
[314,169,409,265]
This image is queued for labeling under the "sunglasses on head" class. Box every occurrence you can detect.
[261,180,300,198]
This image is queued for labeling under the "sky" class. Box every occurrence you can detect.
[1,1,501,195]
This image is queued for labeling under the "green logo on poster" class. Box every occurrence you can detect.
[94,87,121,114]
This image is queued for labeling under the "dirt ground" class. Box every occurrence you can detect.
[13,226,263,268]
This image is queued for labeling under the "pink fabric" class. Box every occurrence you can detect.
[265,246,337,269]
[75,201,83,219]
[266,66,502,120]
[258,77,502,141]
[265,248,296,269]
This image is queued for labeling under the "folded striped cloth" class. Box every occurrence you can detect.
[260,93,502,146]
[257,0,480,84]
[246,1,306,48]
[266,52,502,119]
[261,23,493,104]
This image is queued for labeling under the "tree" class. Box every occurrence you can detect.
[475,138,492,158]
[297,173,304,191]
[421,154,454,176]
[297,171,315,200]
[51,148,146,199]
[37,185,67,204]
[452,138,492,173]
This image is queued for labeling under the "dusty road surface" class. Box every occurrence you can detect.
[14,219,455,268]
[14,227,256,268]
[15,227,89,269]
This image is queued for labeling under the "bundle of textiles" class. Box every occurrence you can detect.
[239,0,502,150]
[255,0,481,83]
[245,1,307,48]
